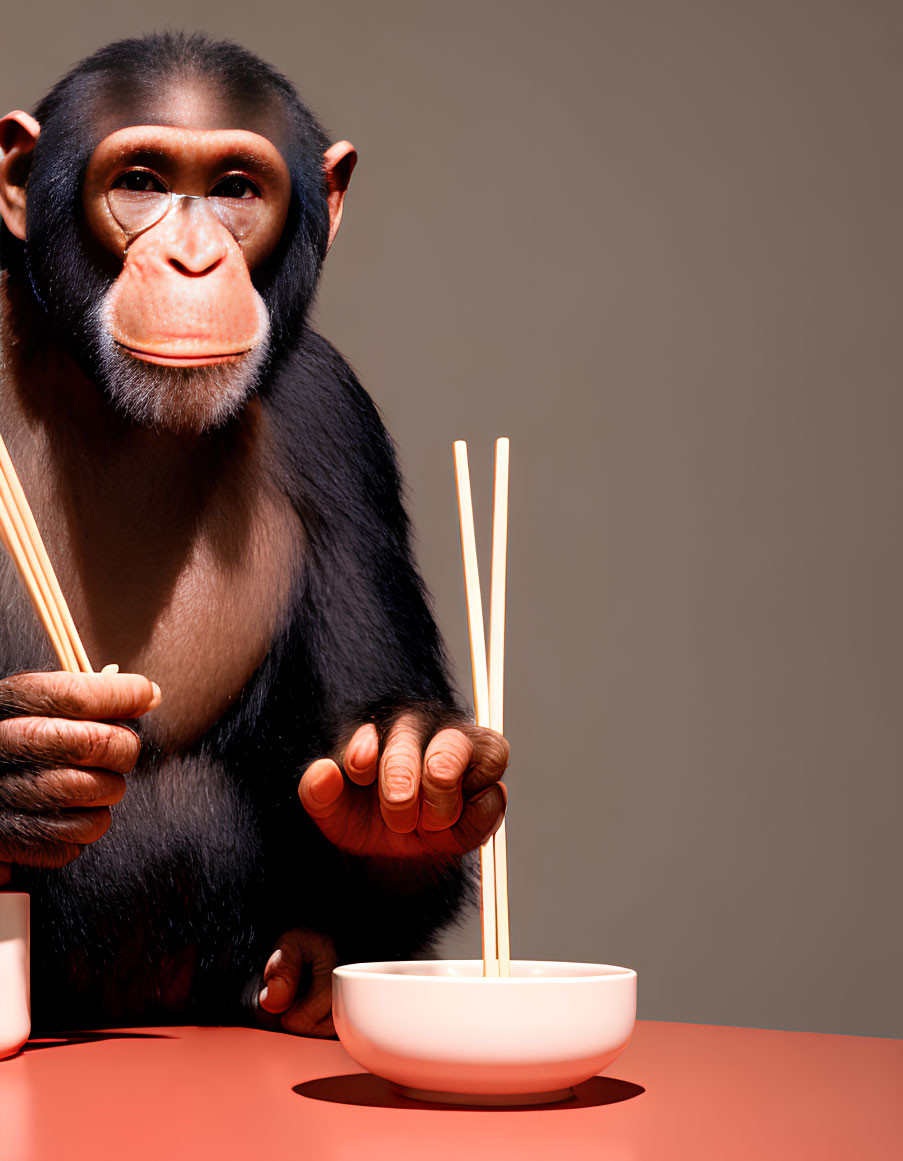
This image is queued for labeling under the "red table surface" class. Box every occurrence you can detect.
[1,1020,900,1161]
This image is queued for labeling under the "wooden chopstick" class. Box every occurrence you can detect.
[454,438,511,978]
[454,440,498,976]
[488,437,510,975]
[0,431,92,674]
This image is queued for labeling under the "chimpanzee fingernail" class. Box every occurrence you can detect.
[148,682,162,709]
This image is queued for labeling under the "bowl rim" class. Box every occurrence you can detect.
[334,958,637,983]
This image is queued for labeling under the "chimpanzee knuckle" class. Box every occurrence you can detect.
[381,761,416,802]
[48,673,112,719]
[57,672,97,715]
[298,929,338,972]
[69,721,113,767]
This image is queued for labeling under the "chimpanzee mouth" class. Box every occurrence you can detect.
[116,344,252,367]
[94,291,270,432]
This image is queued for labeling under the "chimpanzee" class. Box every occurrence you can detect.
[0,32,507,1036]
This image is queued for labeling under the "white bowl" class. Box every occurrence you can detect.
[332,959,637,1105]
[0,893,30,1061]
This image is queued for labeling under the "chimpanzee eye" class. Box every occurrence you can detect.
[210,175,261,200]
[111,170,167,194]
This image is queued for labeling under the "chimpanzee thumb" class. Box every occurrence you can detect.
[258,927,337,1036]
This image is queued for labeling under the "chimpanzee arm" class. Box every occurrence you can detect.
[219,328,478,965]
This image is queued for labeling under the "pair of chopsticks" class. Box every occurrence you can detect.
[0,432,93,674]
[454,437,511,978]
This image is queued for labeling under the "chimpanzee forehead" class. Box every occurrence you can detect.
[86,76,295,157]
[88,125,292,175]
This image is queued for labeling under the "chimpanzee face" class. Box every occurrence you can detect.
[0,70,354,434]
[80,121,293,431]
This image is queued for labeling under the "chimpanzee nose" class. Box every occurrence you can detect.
[164,199,229,276]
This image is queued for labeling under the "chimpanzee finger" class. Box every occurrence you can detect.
[0,766,126,811]
[0,805,113,848]
[378,713,424,834]
[342,723,379,786]
[419,728,470,832]
[0,807,107,867]
[450,783,507,853]
[0,716,141,773]
[460,726,510,798]
[0,837,82,869]
[259,939,333,1023]
[0,671,160,723]
[298,758,350,846]
[259,948,295,1014]
[259,927,337,1036]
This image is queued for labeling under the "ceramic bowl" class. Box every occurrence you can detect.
[0,893,30,1061]
[332,958,637,1105]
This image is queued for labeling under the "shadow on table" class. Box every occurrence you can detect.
[21,1031,173,1053]
[294,1073,644,1111]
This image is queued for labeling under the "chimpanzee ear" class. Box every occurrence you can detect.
[323,141,357,254]
[0,111,40,240]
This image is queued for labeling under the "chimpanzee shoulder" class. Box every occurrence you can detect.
[263,326,408,533]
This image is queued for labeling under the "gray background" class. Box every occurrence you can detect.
[2,1,900,1037]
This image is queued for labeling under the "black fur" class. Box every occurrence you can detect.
[1,34,472,1029]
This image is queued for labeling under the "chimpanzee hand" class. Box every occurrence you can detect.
[0,671,160,886]
[258,927,337,1038]
[298,712,508,859]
